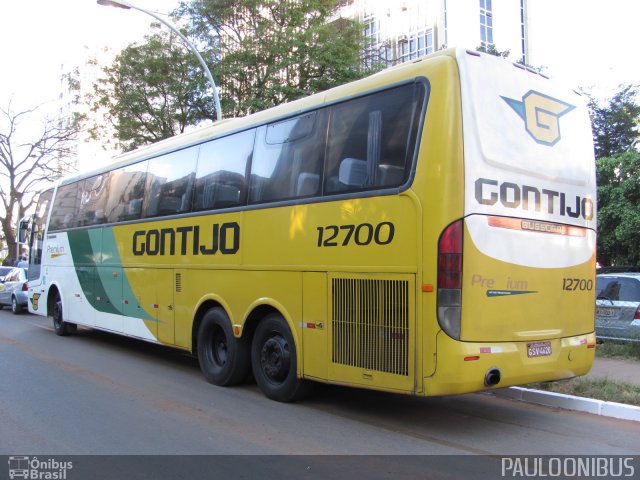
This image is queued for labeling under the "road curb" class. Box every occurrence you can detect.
[493,387,640,422]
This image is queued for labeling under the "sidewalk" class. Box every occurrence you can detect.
[584,357,640,387]
[494,356,640,422]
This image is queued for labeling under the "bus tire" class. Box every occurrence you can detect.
[197,307,250,386]
[251,313,311,402]
[51,293,76,336]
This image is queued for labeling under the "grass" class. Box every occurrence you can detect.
[525,340,640,407]
[528,377,640,407]
[595,340,640,360]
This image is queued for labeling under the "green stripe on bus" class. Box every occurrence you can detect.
[101,227,155,322]
[67,229,154,322]
[67,230,120,315]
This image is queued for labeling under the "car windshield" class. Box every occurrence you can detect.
[0,266,13,277]
[596,276,640,302]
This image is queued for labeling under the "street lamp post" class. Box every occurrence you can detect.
[97,0,222,122]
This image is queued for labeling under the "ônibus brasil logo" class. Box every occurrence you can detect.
[501,90,575,146]
[8,456,73,479]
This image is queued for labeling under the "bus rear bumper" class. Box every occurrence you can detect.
[424,331,596,397]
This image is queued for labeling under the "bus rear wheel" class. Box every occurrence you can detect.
[251,313,310,402]
[197,307,250,386]
[51,293,76,336]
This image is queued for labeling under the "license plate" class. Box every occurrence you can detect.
[527,341,552,358]
[596,307,616,317]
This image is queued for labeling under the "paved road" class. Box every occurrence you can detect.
[1,310,639,477]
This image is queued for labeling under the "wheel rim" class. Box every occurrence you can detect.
[260,334,290,383]
[12,298,17,312]
[211,326,228,367]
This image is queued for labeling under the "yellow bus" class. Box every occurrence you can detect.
[22,48,597,402]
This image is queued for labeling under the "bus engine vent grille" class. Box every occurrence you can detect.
[331,278,409,376]
[175,273,182,293]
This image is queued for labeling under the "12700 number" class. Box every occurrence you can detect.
[316,222,395,247]
[562,278,593,291]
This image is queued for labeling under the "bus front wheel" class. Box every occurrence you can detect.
[51,293,76,336]
[197,307,250,386]
[251,313,310,402]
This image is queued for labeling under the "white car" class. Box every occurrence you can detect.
[0,268,29,314]
[0,266,14,282]
[596,271,640,343]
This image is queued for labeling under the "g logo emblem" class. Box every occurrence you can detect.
[502,91,574,146]
[30,293,40,311]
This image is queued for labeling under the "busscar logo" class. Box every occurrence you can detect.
[501,90,575,146]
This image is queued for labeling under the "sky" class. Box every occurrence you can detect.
[0,0,179,112]
[0,0,638,121]
[527,0,640,101]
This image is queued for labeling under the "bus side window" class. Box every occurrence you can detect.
[193,129,255,211]
[249,110,327,204]
[49,183,80,231]
[78,173,111,226]
[106,162,148,223]
[324,83,424,194]
[143,147,198,218]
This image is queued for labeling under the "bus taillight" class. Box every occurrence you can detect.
[438,220,463,289]
[437,220,463,340]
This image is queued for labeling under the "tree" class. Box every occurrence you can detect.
[181,0,369,117]
[88,1,370,148]
[89,29,216,152]
[588,84,640,267]
[596,151,640,266]
[588,84,640,159]
[0,101,79,263]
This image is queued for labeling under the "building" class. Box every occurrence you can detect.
[339,0,528,67]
